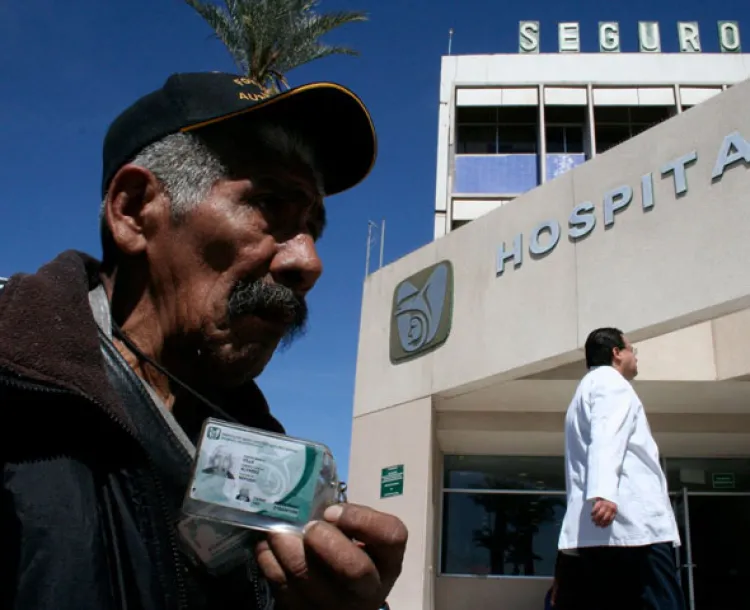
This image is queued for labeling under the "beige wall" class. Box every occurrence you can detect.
[348,397,436,610]
[354,78,750,418]
[713,308,750,379]
[436,577,551,610]
[523,314,750,382]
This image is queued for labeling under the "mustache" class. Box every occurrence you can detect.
[227,278,308,343]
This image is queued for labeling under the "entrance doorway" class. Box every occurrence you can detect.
[667,458,750,610]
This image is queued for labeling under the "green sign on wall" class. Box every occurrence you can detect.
[712,472,736,489]
[380,465,405,498]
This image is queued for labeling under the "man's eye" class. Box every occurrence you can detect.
[254,195,283,209]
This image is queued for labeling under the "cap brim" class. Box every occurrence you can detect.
[181,82,376,196]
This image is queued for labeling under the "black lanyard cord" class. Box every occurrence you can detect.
[110,321,237,424]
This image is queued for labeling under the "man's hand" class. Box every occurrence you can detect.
[255,503,408,610]
[550,578,558,607]
[591,498,617,527]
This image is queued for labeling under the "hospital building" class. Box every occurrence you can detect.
[348,20,750,610]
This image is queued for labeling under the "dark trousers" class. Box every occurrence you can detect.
[577,543,685,610]
[553,553,584,610]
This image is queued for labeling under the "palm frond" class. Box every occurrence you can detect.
[184,0,367,85]
[275,44,359,76]
[184,0,250,73]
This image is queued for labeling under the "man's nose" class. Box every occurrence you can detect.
[270,234,323,294]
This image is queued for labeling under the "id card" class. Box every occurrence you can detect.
[182,418,340,534]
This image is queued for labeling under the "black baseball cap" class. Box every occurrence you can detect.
[101,72,377,197]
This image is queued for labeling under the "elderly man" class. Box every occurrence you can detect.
[0,73,406,610]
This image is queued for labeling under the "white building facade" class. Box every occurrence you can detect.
[435,51,750,239]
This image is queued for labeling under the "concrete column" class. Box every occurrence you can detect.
[348,396,436,610]
[586,83,596,158]
[538,84,547,184]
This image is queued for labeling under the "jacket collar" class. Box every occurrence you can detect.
[0,250,283,433]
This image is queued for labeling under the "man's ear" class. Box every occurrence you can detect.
[104,164,166,257]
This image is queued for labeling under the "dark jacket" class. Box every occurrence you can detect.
[0,251,284,610]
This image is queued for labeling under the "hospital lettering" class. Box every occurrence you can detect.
[496,130,750,276]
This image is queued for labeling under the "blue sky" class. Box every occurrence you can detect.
[0,0,747,480]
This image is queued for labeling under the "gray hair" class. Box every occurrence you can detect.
[99,124,323,264]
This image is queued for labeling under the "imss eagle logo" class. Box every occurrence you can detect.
[389,260,453,363]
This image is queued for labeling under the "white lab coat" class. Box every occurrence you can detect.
[558,366,680,550]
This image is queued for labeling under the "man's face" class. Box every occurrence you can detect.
[614,335,638,380]
[144,141,324,387]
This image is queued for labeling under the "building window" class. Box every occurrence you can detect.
[595,125,631,153]
[594,106,673,153]
[456,106,538,154]
[497,125,537,154]
[546,126,584,154]
[545,106,586,154]
[458,125,497,154]
[441,455,566,578]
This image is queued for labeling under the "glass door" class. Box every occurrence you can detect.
[667,458,750,610]
[687,493,750,609]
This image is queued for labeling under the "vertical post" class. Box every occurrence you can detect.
[365,221,374,277]
[448,28,454,55]
[586,83,597,158]
[538,84,546,185]
[379,219,386,269]
[681,487,696,610]
[445,84,457,235]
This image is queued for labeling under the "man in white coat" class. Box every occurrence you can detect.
[558,327,684,610]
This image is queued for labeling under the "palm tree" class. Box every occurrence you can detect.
[184,0,367,92]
